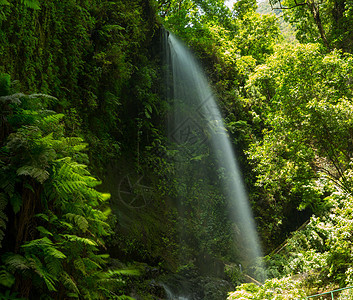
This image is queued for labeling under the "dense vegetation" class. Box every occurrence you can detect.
[1,0,353,299]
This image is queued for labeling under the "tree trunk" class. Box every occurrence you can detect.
[307,0,331,49]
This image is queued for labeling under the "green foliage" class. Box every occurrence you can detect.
[227,277,307,299]
[3,0,353,297]
[0,0,159,170]
[243,43,353,247]
[0,291,25,300]
[21,0,40,10]
[0,89,138,298]
[268,0,353,51]
[0,73,10,96]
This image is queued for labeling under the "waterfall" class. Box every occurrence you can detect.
[164,31,265,286]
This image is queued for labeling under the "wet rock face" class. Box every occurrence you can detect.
[160,273,234,300]
[195,253,226,278]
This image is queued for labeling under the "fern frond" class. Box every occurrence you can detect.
[60,221,74,230]
[38,132,54,146]
[63,137,87,151]
[29,256,57,291]
[41,114,64,126]
[60,271,80,295]
[106,268,140,277]
[0,0,10,6]
[73,258,86,275]
[3,253,30,272]
[55,179,85,194]
[0,290,26,300]
[0,93,25,104]
[35,213,49,222]
[17,165,49,183]
[86,217,110,236]
[36,226,53,237]
[21,236,52,249]
[20,0,40,10]
[0,193,7,211]
[22,237,66,259]
[45,257,62,278]
[89,254,109,265]
[64,213,88,232]
[0,176,15,195]
[82,258,102,272]
[45,246,66,259]
[28,94,57,101]
[61,234,98,246]
[0,269,15,288]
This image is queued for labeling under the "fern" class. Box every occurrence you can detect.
[0,73,11,96]
[65,137,88,152]
[45,256,62,279]
[90,253,110,265]
[74,258,87,275]
[22,237,66,259]
[64,213,89,232]
[82,257,102,272]
[0,93,25,104]
[1,90,123,298]
[36,226,53,237]
[60,271,80,296]
[4,252,59,292]
[30,256,57,291]
[0,291,26,300]
[106,269,140,277]
[17,165,50,183]
[27,93,57,101]
[60,234,98,246]
[20,0,40,10]
[3,253,31,272]
[41,113,64,124]
[0,268,15,288]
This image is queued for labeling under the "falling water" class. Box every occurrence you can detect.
[162,284,190,300]
[164,31,265,286]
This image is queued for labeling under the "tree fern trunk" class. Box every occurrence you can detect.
[14,179,42,252]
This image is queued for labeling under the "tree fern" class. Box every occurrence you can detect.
[9,193,21,214]
[1,90,131,298]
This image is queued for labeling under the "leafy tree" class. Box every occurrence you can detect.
[270,0,353,51]
[227,277,307,299]
[245,43,353,248]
